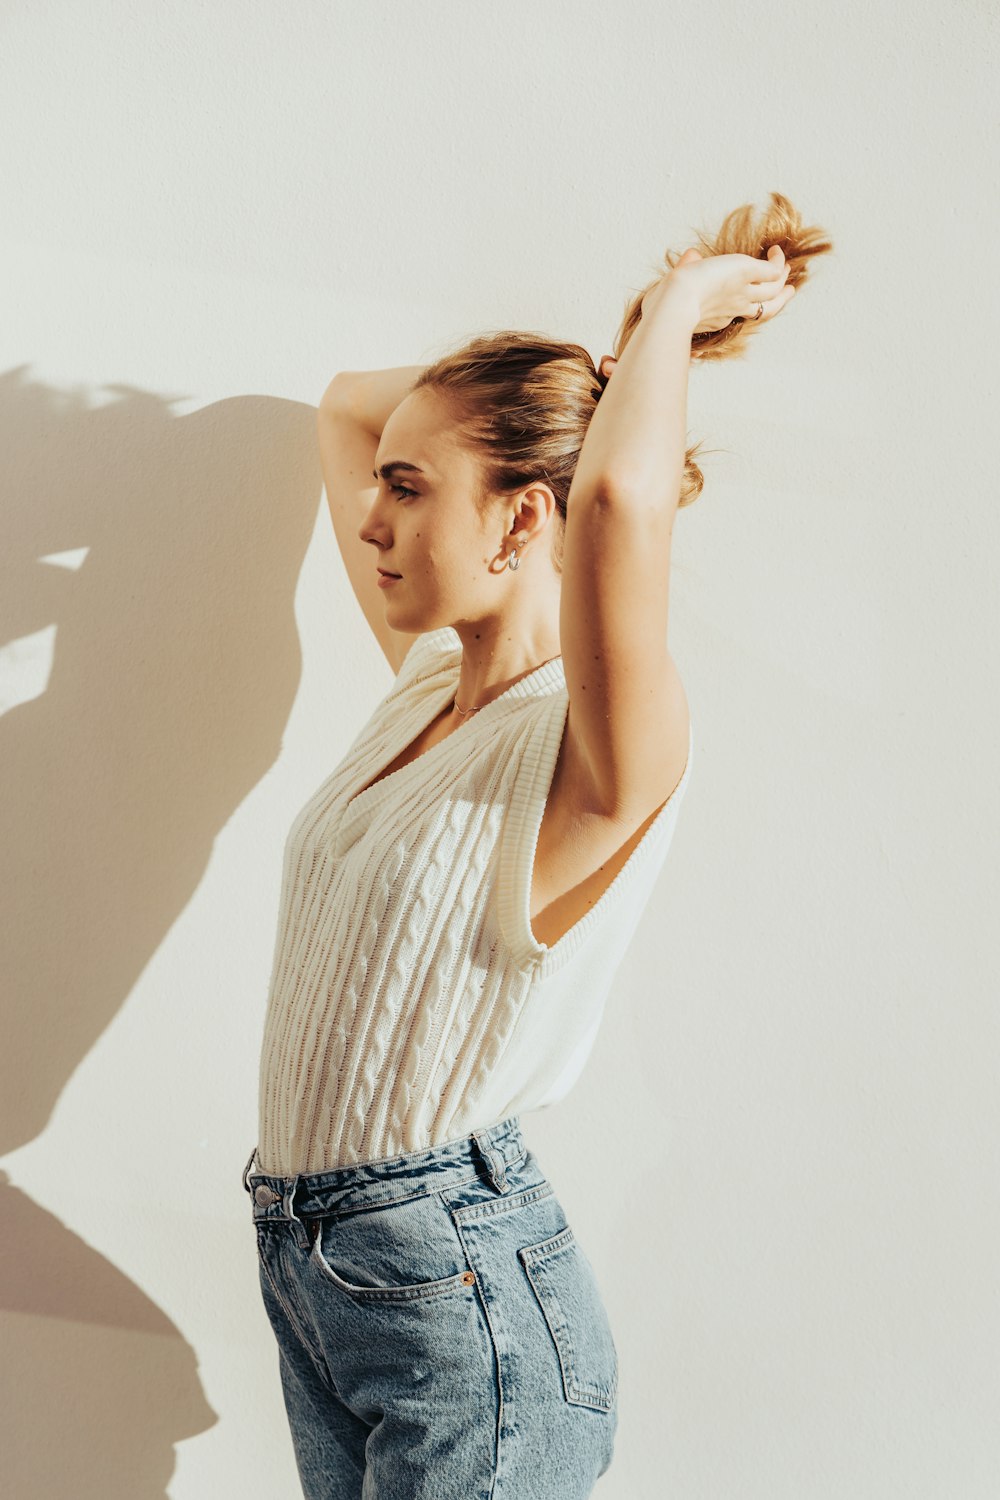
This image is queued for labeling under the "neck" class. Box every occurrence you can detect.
[452,652,561,716]
[448,618,562,718]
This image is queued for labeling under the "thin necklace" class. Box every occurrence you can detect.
[453,652,561,717]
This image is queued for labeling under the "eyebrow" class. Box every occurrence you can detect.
[373,461,426,481]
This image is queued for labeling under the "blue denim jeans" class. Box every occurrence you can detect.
[242,1115,618,1497]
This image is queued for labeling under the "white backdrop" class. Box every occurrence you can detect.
[2,2,997,1496]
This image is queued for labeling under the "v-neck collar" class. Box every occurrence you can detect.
[335,649,565,853]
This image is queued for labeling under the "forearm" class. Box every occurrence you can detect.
[572,282,700,508]
[320,365,428,437]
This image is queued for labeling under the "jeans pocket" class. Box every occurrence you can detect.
[308,1190,479,1305]
[519,1226,619,1412]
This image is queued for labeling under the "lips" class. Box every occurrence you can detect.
[377,568,402,578]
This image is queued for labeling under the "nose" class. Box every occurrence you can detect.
[358,507,384,548]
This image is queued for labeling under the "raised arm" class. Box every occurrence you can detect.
[559,247,793,820]
[317,367,426,674]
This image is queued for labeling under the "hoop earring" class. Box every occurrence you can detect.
[507,539,525,571]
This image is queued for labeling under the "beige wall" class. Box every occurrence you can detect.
[2,1,996,1495]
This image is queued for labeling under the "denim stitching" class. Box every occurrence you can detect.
[519,1229,617,1413]
[253,1168,487,1233]
[256,1228,337,1393]
[448,1213,504,1498]
[452,1179,554,1225]
[309,1239,477,1304]
[253,1148,530,1230]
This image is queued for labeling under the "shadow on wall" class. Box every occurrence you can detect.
[0,368,323,1496]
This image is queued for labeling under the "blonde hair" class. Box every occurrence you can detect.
[412,191,834,573]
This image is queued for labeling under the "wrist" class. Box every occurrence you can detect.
[644,276,701,331]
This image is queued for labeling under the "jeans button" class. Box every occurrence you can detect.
[255,1184,279,1207]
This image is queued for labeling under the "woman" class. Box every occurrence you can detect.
[243,193,830,1498]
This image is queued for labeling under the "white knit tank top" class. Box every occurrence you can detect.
[256,626,693,1175]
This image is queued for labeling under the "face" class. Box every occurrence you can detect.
[359,386,555,633]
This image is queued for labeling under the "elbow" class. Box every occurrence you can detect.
[568,472,637,513]
[319,371,357,415]
[572,472,680,522]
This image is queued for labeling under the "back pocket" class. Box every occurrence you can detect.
[519,1226,619,1412]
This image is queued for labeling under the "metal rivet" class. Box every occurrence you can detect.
[461,1270,476,1285]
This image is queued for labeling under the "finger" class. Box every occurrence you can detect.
[757,284,797,322]
[749,262,791,300]
[753,248,787,280]
[672,249,700,272]
[745,285,785,318]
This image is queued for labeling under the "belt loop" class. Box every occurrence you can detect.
[471,1128,509,1193]
[282,1175,311,1251]
[242,1145,258,1196]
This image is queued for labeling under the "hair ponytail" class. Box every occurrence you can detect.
[413,190,833,564]
[601,190,834,508]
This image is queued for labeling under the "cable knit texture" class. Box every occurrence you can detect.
[256,627,693,1175]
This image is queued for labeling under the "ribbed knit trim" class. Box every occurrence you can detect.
[498,717,695,978]
[337,627,567,845]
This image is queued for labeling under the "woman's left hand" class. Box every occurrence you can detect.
[651,244,795,336]
[597,245,796,382]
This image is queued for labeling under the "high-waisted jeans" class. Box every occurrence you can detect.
[242,1115,618,1498]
